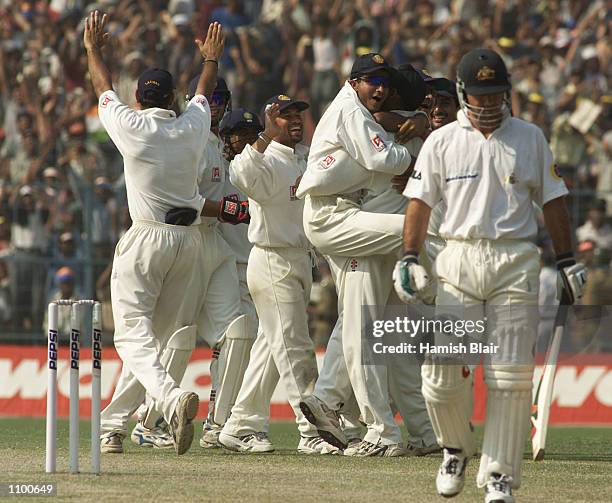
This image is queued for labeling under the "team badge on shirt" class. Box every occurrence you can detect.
[212,167,221,182]
[550,163,562,180]
[289,175,302,201]
[349,258,358,272]
[371,135,386,152]
[506,172,517,184]
[100,95,114,108]
[319,155,336,169]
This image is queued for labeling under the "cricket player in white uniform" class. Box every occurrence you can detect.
[297,54,432,457]
[306,63,440,456]
[218,109,261,348]
[395,48,587,502]
[87,14,225,455]
[128,77,255,451]
[188,77,256,449]
[219,95,334,454]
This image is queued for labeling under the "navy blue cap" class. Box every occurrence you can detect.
[457,48,511,96]
[431,78,458,101]
[415,68,446,84]
[137,68,174,103]
[219,109,263,135]
[263,94,309,113]
[393,64,427,111]
[186,76,230,100]
[350,53,392,79]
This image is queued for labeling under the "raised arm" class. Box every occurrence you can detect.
[194,22,226,100]
[83,10,112,98]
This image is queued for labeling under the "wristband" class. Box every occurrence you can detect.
[258,132,271,144]
[402,251,419,264]
[556,252,576,271]
[204,59,218,65]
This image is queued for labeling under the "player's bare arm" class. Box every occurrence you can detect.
[542,196,573,255]
[84,10,112,98]
[402,198,431,254]
[194,22,225,99]
[373,112,429,142]
[542,196,587,303]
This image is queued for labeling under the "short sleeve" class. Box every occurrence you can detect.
[97,90,134,154]
[402,135,442,208]
[533,129,569,206]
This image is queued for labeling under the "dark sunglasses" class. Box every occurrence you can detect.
[211,92,228,106]
[359,75,391,88]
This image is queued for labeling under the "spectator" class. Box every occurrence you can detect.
[9,184,51,330]
[576,200,612,251]
[44,266,81,342]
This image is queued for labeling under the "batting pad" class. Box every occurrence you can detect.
[142,325,197,429]
[421,357,476,457]
[212,315,255,425]
[477,364,534,489]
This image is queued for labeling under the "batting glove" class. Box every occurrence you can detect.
[393,252,430,304]
[219,196,250,225]
[556,253,587,304]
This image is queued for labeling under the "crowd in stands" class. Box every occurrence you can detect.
[0,0,609,341]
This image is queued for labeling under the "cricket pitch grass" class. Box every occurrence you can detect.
[1,418,610,502]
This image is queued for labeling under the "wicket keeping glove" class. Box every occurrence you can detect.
[219,195,250,225]
[556,253,587,304]
[393,252,430,304]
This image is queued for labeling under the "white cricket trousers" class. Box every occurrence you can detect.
[101,220,202,433]
[314,269,435,445]
[222,245,318,437]
[195,224,242,347]
[304,195,406,444]
[426,239,540,489]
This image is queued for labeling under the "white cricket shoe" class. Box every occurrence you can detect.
[406,442,442,457]
[484,473,514,503]
[299,395,347,449]
[342,437,364,456]
[200,424,221,449]
[343,439,406,457]
[298,436,341,455]
[218,431,275,453]
[130,422,174,449]
[168,391,199,455]
[100,432,124,454]
[436,448,469,498]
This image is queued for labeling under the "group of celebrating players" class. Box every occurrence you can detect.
[83,11,586,503]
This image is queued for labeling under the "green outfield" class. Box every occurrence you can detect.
[0,419,610,502]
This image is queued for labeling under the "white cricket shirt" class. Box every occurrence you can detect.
[297,82,412,198]
[97,90,209,223]
[198,132,228,226]
[229,141,310,249]
[404,111,568,240]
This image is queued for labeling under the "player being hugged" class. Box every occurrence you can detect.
[395,48,587,502]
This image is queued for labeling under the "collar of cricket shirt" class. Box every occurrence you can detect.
[140,107,177,119]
